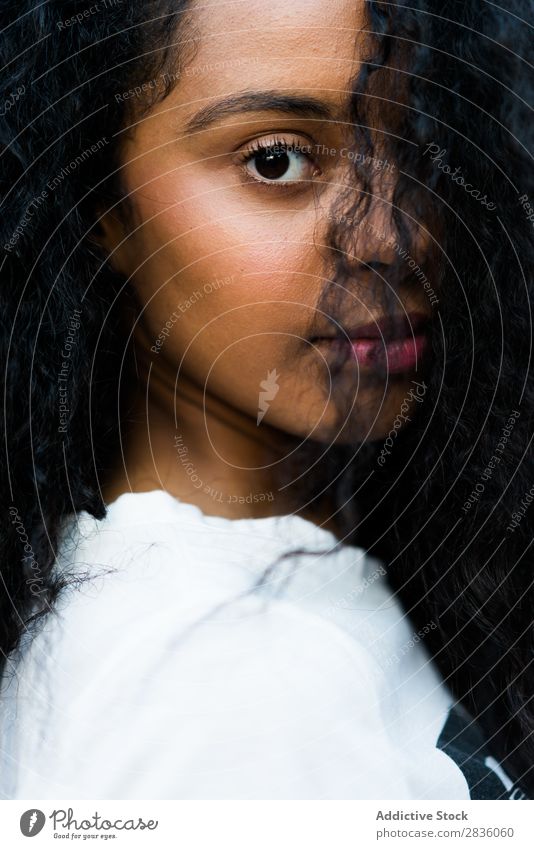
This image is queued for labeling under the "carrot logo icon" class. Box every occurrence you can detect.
[20,809,46,837]
[257,369,280,425]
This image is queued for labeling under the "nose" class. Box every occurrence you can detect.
[323,190,399,277]
[354,199,400,271]
[364,258,393,275]
[322,176,433,285]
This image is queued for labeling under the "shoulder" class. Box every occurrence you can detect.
[1,500,468,800]
[53,505,257,629]
[4,564,416,799]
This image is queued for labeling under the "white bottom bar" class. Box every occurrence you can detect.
[1,800,533,848]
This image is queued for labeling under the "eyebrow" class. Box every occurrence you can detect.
[183,90,338,134]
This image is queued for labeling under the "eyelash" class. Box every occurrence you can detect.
[234,134,321,192]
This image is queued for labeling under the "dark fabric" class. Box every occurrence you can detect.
[437,704,529,800]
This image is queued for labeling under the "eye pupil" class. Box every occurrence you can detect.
[255,147,290,180]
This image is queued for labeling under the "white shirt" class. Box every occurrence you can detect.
[0,490,511,799]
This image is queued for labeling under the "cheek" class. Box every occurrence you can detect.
[126,174,321,399]
[124,150,321,287]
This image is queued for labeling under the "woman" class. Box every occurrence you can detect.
[0,0,532,799]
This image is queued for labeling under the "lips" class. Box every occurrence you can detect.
[344,311,429,341]
[350,333,428,373]
[311,311,430,374]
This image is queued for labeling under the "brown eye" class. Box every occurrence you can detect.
[242,142,319,185]
[256,146,290,179]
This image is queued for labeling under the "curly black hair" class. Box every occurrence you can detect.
[1,0,533,795]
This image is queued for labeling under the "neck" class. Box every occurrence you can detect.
[103,352,340,531]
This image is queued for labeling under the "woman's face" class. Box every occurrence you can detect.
[104,0,434,445]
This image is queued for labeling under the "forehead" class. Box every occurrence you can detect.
[176,0,364,107]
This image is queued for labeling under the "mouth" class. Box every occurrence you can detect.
[310,311,430,374]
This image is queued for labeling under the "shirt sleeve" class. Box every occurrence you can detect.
[11,592,418,799]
